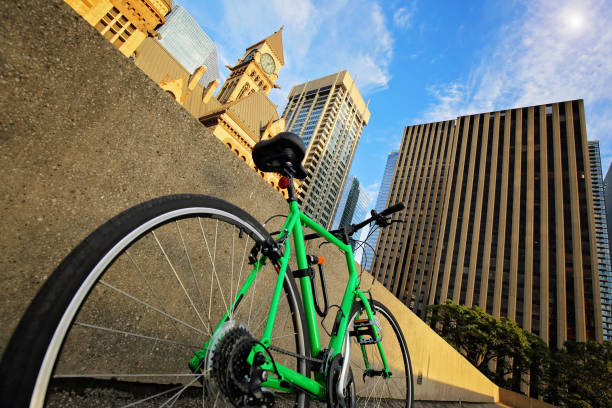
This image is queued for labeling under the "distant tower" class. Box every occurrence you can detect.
[216,28,284,104]
[332,175,370,230]
[157,5,220,87]
[282,71,370,228]
[362,150,399,270]
[590,141,612,340]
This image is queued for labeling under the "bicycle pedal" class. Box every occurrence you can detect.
[350,319,381,345]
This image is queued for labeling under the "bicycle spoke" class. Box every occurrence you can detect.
[270,332,297,341]
[99,280,208,336]
[176,221,206,320]
[199,218,229,319]
[228,233,251,322]
[119,384,184,408]
[159,374,202,408]
[152,230,210,333]
[74,321,200,349]
[229,225,236,319]
[249,284,276,332]
[125,250,183,338]
[246,270,260,327]
[368,376,384,405]
[270,309,292,339]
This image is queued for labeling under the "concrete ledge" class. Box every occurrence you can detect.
[498,389,555,408]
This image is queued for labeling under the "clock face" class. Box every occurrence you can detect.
[260,53,276,74]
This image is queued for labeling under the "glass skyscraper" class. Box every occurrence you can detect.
[331,175,371,230]
[590,141,612,340]
[282,71,370,228]
[331,175,371,260]
[361,150,399,270]
[157,5,220,86]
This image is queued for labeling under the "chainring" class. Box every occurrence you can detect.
[326,354,355,408]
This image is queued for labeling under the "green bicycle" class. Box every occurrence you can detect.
[0,132,413,407]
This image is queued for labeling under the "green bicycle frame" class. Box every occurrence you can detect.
[190,200,391,399]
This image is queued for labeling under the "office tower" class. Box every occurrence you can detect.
[331,175,371,259]
[64,0,170,57]
[362,150,399,270]
[605,163,612,259]
[590,142,612,340]
[372,121,455,314]
[331,175,371,230]
[603,162,612,334]
[282,71,370,228]
[157,5,220,87]
[373,100,603,347]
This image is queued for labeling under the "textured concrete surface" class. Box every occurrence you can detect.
[0,0,287,355]
[0,1,544,407]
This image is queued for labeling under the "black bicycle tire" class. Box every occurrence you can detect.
[349,300,414,408]
[0,194,311,407]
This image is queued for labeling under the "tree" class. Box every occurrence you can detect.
[427,300,529,386]
[547,340,612,408]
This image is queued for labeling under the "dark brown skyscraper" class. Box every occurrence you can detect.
[372,100,603,347]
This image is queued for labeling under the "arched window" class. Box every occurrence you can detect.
[237,83,250,99]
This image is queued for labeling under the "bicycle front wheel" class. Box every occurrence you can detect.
[0,194,310,407]
[349,300,414,408]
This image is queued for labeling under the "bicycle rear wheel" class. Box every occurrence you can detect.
[349,300,413,408]
[0,194,309,407]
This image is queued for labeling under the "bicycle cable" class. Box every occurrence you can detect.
[262,214,287,227]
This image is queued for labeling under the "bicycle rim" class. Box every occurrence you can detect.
[1,194,309,407]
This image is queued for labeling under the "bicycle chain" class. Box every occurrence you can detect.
[268,345,324,364]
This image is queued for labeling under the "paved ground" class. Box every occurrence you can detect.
[45,379,508,407]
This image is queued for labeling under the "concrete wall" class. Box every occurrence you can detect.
[1,0,505,403]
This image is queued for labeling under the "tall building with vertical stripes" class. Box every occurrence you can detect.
[589,141,612,340]
[372,100,603,347]
[371,120,455,315]
[282,71,370,228]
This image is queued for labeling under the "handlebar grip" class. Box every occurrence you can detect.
[379,202,405,217]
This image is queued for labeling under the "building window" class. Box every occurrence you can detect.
[94,7,136,48]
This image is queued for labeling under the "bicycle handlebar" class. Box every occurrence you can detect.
[379,202,405,217]
[302,201,405,242]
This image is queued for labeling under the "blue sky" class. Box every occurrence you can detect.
[177,0,612,205]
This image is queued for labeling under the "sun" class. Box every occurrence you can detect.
[561,8,585,32]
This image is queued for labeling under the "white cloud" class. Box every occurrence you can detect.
[365,182,380,205]
[393,6,413,29]
[421,0,612,168]
[207,0,395,108]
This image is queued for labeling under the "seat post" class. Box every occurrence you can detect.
[283,162,298,203]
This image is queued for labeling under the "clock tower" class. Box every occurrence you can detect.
[216,27,284,104]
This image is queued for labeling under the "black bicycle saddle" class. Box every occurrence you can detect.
[252,132,307,179]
